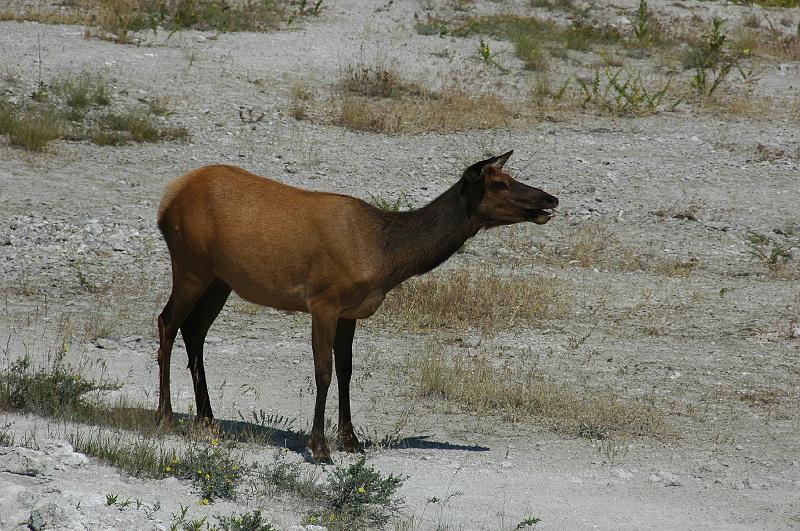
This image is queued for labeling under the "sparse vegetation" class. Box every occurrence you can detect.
[745,231,794,269]
[167,442,246,502]
[0,353,120,417]
[0,103,63,151]
[408,346,671,437]
[215,510,278,531]
[1,0,324,43]
[0,72,187,150]
[251,448,324,500]
[578,67,674,116]
[306,456,405,530]
[369,191,414,211]
[379,268,571,333]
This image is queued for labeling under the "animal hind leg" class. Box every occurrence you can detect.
[180,277,231,423]
[309,307,338,463]
[157,273,210,423]
[333,318,361,453]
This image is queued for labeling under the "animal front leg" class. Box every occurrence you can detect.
[334,318,362,453]
[309,310,338,463]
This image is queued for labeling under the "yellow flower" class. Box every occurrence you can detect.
[358,486,366,494]
[199,498,209,506]
[329,514,336,522]
[210,438,218,446]
[164,465,172,472]
[197,469,203,475]
[204,473,211,480]
[232,465,238,471]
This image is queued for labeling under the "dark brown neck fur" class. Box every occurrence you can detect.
[374,181,480,290]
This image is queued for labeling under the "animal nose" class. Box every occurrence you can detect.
[546,194,559,207]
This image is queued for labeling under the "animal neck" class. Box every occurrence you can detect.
[375,181,480,289]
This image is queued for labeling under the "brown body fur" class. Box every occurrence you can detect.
[155,153,558,462]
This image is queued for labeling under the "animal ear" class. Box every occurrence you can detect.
[462,150,514,183]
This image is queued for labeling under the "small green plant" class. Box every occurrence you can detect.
[215,510,278,531]
[105,493,119,506]
[0,103,63,151]
[516,516,542,529]
[369,190,413,211]
[166,442,245,502]
[252,448,324,499]
[414,12,450,37]
[56,73,111,109]
[0,354,120,416]
[578,67,673,116]
[745,231,793,267]
[307,456,405,529]
[101,109,188,143]
[478,37,518,73]
[682,17,727,70]
[632,0,651,44]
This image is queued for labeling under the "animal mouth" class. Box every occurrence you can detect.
[525,208,557,224]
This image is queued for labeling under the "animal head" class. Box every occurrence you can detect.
[461,150,558,227]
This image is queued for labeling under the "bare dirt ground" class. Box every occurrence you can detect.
[1,0,800,529]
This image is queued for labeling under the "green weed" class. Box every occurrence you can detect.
[414,12,450,37]
[369,191,413,211]
[0,354,119,416]
[745,231,793,267]
[306,456,405,530]
[0,102,63,151]
[215,510,277,531]
[251,448,324,499]
[167,442,246,502]
[578,67,674,116]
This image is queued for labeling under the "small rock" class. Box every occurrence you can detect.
[649,473,662,482]
[95,338,117,350]
[704,221,730,231]
[28,503,68,531]
[791,325,800,339]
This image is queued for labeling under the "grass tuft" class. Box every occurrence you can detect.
[409,346,671,438]
[0,354,119,416]
[0,103,63,151]
[306,456,405,530]
[379,268,571,333]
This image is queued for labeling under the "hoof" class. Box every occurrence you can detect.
[337,431,363,454]
[309,436,332,464]
[157,409,175,427]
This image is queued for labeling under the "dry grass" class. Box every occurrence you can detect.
[0,104,63,151]
[1,0,315,43]
[378,268,571,333]
[408,346,671,438]
[338,87,514,134]
[332,55,518,134]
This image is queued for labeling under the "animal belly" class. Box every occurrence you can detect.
[341,291,385,319]
[216,266,309,312]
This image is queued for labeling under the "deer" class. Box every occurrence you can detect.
[155,150,558,463]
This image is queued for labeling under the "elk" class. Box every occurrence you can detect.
[156,151,558,463]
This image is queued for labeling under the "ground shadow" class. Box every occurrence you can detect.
[363,435,489,452]
[214,417,309,453]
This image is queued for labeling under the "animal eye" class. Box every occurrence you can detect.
[492,181,507,191]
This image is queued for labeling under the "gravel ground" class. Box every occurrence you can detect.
[1,0,799,529]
